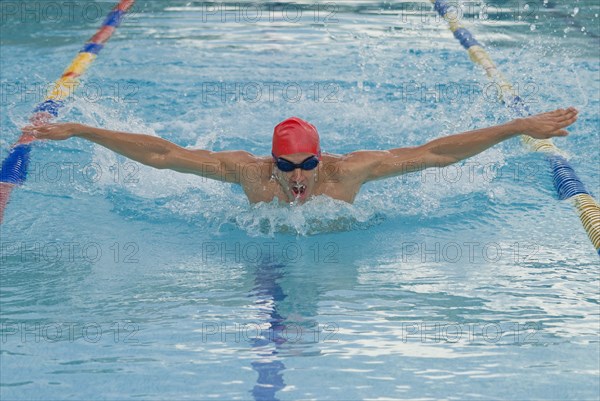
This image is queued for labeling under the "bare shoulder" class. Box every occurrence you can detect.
[321,151,375,182]
[341,150,390,164]
[208,150,258,164]
[325,148,429,183]
[181,149,269,184]
[221,152,271,178]
[321,150,389,182]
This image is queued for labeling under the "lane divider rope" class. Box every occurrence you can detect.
[430,0,599,254]
[0,0,136,223]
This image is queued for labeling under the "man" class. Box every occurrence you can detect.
[24,107,578,204]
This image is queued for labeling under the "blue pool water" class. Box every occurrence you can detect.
[1,1,599,400]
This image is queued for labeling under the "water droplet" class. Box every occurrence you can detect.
[523,4,529,10]
[572,7,579,17]
[581,26,586,32]
[530,24,536,31]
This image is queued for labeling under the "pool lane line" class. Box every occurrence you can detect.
[430,0,600,255]
[0,0,136,223]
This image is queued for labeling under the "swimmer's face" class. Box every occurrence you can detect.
[273,152,319,203]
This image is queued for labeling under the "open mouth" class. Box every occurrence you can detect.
[291,183,306,198]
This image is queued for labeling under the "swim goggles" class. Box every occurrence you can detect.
[272,154,320,172]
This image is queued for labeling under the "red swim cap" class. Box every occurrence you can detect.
[272,117,321,159]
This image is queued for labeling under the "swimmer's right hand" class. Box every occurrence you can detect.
[22,122,83,141]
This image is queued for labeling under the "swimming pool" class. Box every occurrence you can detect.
[1,1,599,399]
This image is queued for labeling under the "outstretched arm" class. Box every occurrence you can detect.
[345,107,578,183]
[23,123,256,184]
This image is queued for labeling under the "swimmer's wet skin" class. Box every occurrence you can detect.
[24,107,578,205]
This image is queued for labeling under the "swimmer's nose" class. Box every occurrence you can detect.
[292,168,303,180]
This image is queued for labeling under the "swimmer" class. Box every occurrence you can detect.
[23,107,578,204]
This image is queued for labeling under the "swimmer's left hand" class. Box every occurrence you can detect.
[22,122,82,141]
[516,107,578,139]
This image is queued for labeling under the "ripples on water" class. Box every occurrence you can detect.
[1,1,599,400]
